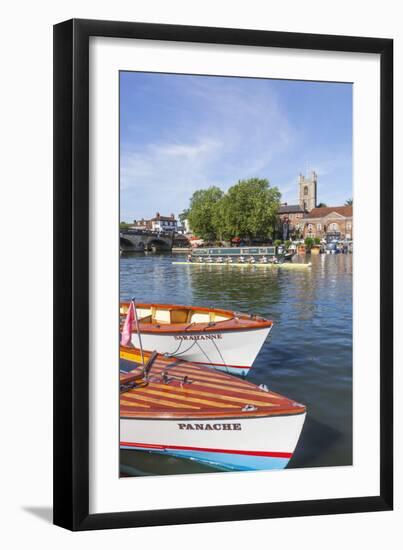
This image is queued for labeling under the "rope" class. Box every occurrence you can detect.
[165,339,197,357]
[210,337,230,374]
[165,329,230,376]
[195,340,215,365]
[164,337,185,357]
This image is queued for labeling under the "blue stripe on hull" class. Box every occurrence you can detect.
[120,446,290,471]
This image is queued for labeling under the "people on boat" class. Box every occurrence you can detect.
[261,256,268,263]
[239,256,245,263]
[249,256,256,263]
[187,254,192,262]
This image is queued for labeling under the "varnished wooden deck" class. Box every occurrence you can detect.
[120,346,305,420]
[119,302,273,333]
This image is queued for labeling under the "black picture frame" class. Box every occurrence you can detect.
[53,18,393,531]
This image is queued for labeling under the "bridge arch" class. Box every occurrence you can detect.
[120,236,146,251]
[120,237,135,249]
[120,231,173,252]
[146,238,171,252]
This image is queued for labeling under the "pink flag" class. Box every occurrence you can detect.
[120,301,134,346]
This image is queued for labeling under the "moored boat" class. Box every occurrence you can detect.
[189,245,295,264]
[120,302,273,376]
[120,346,306,471]
[172,261,311,269]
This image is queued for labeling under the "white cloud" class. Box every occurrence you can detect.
[120,77,297,220]
[150,139,221,159]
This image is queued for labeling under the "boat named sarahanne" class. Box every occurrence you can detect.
[120,346,306,471]
[120,302,273,376]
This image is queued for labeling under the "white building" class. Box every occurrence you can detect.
[149,212,178,232]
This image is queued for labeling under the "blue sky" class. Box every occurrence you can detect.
[120,72,352,222]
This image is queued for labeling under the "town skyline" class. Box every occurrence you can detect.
[120,72,352,221]
[120,175,353,224]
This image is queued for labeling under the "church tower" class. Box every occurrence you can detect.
[298,170,317,212]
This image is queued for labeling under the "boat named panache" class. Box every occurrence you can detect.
[120,302,273,376]
[120,346,306,471]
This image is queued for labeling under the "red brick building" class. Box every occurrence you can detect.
[278,204,306,237]
[302,206,353,240]
[277,172,353,241]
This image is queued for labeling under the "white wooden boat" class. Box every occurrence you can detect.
[120,346,306,471]
[120,302,273,376]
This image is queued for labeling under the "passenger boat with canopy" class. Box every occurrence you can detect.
[120,301,273,376]
[120,346,306,471]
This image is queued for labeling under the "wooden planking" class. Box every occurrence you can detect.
[124,391,200,410]
[132,386,248,409]
[147,384,278,407]
[120,301,273,333]
[145,364,285,399]
[119,346,305,419]
[120,399,149,408]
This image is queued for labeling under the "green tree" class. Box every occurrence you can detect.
[120,221,130,230]
[178,209,190,224]
[212,197,232,241]
[187,186,224,240]
[345,198,353,206]
[220,178,281,242]
[317,202,327,208]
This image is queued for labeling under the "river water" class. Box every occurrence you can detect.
[120,253,352,476]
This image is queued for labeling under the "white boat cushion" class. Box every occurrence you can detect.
[190,312,210,323]
[214,314,230,322]
[154,309,171,323]
[136,308,152,319]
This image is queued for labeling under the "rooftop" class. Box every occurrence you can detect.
[151,212,176,221]
[305,206,353,219]
[278,204,305,214]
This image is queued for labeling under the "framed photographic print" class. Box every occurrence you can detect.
[53,19,393,530]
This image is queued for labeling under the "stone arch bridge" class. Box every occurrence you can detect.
[120,230,173,252]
